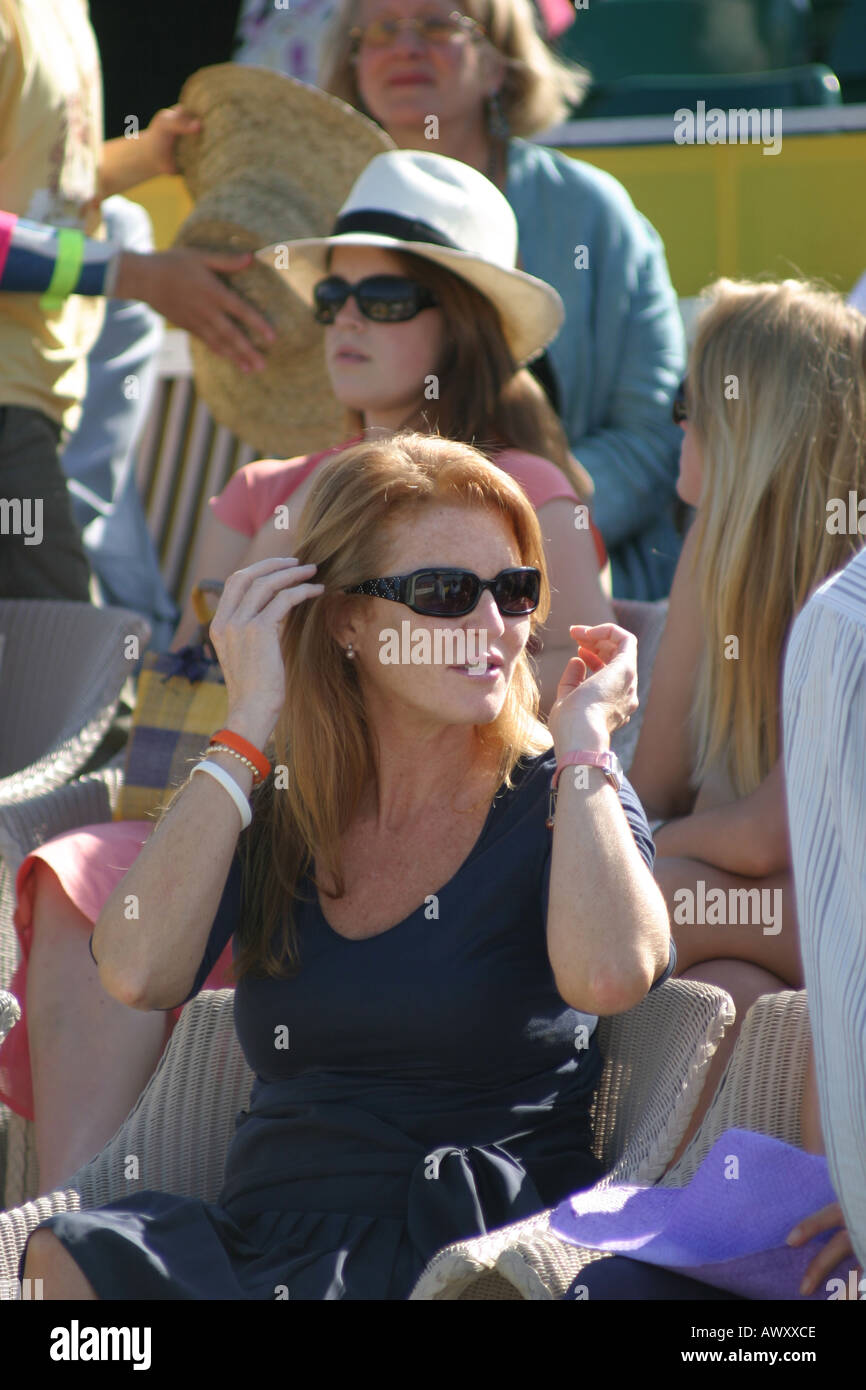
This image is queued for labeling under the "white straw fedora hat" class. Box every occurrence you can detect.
[257,150,564,367]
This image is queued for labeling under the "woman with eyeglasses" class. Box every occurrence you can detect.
[627,277,866,1161]
[22,429,674,1300]
[0,149,616,1196]
[318,0,687,602]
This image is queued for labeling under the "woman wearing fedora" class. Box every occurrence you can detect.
[22,430,674,1300]
[320,0,687,602]
[0,150,616,1196]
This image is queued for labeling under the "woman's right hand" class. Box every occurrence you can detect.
[208,557,325,746]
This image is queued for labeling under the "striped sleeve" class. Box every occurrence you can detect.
[0,214,120,294]
[782,550,866,1270]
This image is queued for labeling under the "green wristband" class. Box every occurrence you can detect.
[39,227,85,312]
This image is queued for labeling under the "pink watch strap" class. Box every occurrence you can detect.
[552,750,613,790]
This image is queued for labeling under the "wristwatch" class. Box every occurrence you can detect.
[546,749,623,829]
[553,749,623,792]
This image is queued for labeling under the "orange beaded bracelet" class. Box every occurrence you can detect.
[209,728,271,785]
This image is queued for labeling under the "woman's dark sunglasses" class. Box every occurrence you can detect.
[343,567,541,617]
[672,377,688,425]
[313,274,438,325]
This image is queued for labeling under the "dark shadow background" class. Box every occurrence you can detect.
[90,0,244,137]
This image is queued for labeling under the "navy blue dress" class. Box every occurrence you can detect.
[28,751,672,1300]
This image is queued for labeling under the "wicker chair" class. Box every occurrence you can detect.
[0,602,150,805]
[0,977,733,1297]
[409,990,811,1299]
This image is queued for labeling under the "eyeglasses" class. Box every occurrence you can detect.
[313,274,438,325]
[344,567,541,617]
[349,12,484,52]
[672,377,688,425]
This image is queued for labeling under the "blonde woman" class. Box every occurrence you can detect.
[23,433,673,1301]
[629,278,866,1136]
[319,0,686,599]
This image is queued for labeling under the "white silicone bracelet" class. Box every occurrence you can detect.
[190,759,252,830]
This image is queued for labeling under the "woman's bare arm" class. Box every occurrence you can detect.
[172,511,252,649]
[654,759,790,876]
[532,498,616,716]
[94,560,325,1009]
[628,524,704,819]
[546,623,672,1014]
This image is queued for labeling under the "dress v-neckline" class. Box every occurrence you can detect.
[312,767,521,944]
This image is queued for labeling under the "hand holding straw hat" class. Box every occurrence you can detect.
[172,64,393,457]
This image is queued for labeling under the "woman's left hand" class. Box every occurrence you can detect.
[548,621,638,751]
[787,1201,862,1297]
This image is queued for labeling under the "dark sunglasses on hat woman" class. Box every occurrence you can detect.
[313,274,438,325]
[344,567,541,617]
[672,377,688,425]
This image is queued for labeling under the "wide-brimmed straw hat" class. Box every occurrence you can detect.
[258,150,565,368]
[172,64,393,456]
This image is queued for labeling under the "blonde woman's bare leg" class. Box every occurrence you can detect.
[27,863,170,1193]
[655,856,803,986]
[800,1043,824,1154]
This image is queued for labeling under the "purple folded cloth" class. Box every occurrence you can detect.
[550,1129,859,1300]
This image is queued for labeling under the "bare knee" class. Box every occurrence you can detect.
[29,862,89,941]
[23,1228,98,1300]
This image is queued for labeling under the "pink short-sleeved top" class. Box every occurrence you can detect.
[209,442,608,569]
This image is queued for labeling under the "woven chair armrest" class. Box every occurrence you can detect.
[0,770,117,878]
[0,602,149,805]
[71,989,252,1209]
[0,1189,81,1297]
[593,979,734,1184]
[0,991,20,1046]
[410,1208,616,1301]
[662,990,811,1187]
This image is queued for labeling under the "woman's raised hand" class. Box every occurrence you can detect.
[208,557,325,746]
[548,622,639,752]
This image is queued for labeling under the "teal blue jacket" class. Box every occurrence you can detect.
[506,138,687,600]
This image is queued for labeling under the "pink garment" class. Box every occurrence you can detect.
[209,441,599,553]
[0,210,18,279]
[0,824,234,1121]
[208,447,344,537]
[535,0,577,40]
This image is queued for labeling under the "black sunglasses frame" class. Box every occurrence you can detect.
[312,274,438,325]
[343,567,541,618]
[672,376,688,425]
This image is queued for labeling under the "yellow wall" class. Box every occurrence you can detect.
[570,132,866,297]
[128,130,866,299]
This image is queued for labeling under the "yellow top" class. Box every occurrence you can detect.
[0,0,105,430]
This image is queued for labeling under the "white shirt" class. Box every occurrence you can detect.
[783,545,866,1270]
